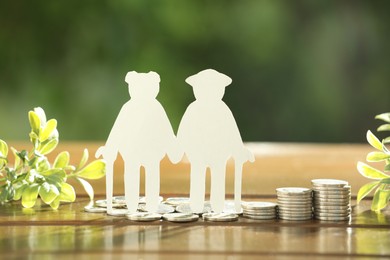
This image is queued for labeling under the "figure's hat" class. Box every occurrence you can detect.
[185,69,232,88]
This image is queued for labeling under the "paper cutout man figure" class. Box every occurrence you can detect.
[176,69,255,213]
[96,71,177,214]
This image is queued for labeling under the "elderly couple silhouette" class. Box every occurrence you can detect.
[96,69,254,215]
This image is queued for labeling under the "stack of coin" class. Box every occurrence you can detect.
[241,202,277,220]
[276,187,313,221]
[311,179,351,221]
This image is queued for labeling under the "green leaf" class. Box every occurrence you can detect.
[357,181,379,204]
[375,112,390,123]
[28,111,41,136]
[378,124,390,132]
[14,182,28,201]
[366,130,383,151]
[33,107,47,125]
[75,160,106,180]
[11,147,21,170]
[50,196,60,210]
[385,164,390,172]
[380,178,390,184]
[39,138,58,155]
[0,183,14,202]
[39,119,57,142]
[366,152,390,162]
[77,149,89,170]
[76,177,94,201]
[384,137,390,144]
[54,151,70,169]
[43,170,67,188]
[39,182,59,204]
[21,184,40,208]
[59,182,76,202]
[357,162,390,180]
[37,158,50,172]
[371,187,390,211]
[0,139,8,158]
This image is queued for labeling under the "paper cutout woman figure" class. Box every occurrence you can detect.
[95,71,177,214]
[176,69,255,213]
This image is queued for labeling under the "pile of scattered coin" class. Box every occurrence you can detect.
[276,187,313,221]
[241,202,277,220]
[311,179,351,221]
[85,178,352,222]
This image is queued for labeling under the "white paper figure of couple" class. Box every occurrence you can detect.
[96,69,255,215]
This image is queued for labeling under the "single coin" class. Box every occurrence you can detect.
[242,201,277,210]
[315,216,351,221]
[106,209,129,216]
[313,205,351,211]
[138,203,175,214]
[313,185,351,191]
[243,214,276,220]
[163,213,199,223]
[243,210,277,217]
[314,211,350,217]
[278,215,313,221]
[202,213,239,222]
[314,193,351,199]
[311,179,348,187]
[165,197,190,206]
[127,212,162,222]
[276,187,312,196]
[278,208,313,213]
[84,205,106,213]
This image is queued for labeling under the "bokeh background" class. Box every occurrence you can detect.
[0,1,389,142]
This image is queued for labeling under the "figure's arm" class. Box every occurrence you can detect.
[223,107,255,164]
[95,103,128,162]
[158,106,184,164]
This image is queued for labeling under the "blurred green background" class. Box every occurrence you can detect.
[0,1,389,142]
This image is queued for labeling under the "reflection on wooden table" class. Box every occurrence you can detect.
[1,197,389,259]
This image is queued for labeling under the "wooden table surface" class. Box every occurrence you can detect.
[1,142,389,259]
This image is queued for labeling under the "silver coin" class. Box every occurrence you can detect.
[314,211,350,217]
[163,213,199,223]
[84,205,106,213]
[311,179,348,187]
[176,202,213,214]
[164,197,190,207]
[314,205,351,210]
[243,214,276,220]
[278,207,313,213]
[242,201,277,210]
[127,212,162,222]
[276,187,312,196]
[107,209,129,216]
[314,198,350,204]
[313,193,351,199]
[277,196,312,201]
[243,210,277,216]
[313,184,351,191]
[314,193,351,198]
[315,215,350,221]
[138,203,175,214]
[243,208,276,214]
[203,212,239,222]
[278,215,312,221]
[277,200,313,206]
